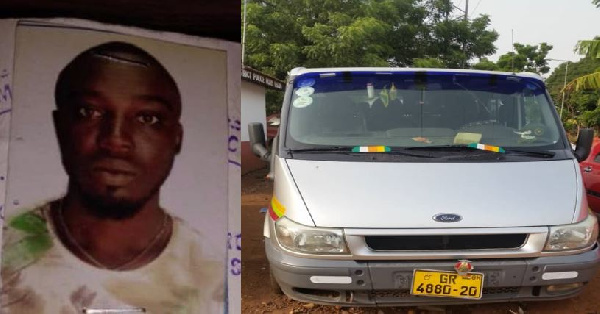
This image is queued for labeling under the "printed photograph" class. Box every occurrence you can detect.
[1,23,229,313]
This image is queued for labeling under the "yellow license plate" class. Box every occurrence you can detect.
[411,269,484,299]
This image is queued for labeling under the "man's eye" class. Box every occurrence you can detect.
[78,107,103,119]
[137,114,160,125]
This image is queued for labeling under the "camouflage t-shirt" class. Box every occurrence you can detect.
[1,202,224,314]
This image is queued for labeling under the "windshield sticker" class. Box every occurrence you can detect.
[297,78,315,88]
[351,146,391,152]
[467,143,505,153]
[389,83,397,100]
[293,96,313,108]
[367,83,374,99]
[514,130,536,140]
[412,137,432,144]
[295,86,315,97]
[269,196,286,220]
[454,133,482,145]
[380,88,389,108]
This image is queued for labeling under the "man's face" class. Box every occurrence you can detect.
[55,54,182,218]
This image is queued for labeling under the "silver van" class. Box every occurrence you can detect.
[249,67,599,306]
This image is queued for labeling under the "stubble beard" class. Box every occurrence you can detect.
[77,184,161,220]
[69,168,172,220]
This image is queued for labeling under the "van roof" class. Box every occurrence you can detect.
[288,67,543,82]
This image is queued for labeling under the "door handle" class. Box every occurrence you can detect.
[584,166,592,173]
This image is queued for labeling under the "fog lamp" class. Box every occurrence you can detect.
[545,283,583,294]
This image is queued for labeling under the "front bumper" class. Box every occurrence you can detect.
[266,240,600,306]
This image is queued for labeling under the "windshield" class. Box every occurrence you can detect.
[285,71,565,152]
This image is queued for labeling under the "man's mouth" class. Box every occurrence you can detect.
[91,164,137,186]
[93,166,136,176]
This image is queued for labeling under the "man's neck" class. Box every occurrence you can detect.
[52,194,173,270]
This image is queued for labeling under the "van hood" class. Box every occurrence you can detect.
[285,159,579,228]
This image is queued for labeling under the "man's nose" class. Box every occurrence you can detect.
[98,115,134,155]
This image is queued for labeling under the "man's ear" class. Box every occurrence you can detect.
[175,123,183,154]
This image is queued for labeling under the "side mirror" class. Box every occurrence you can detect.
[248,122,270,161]
[574,128,594,162]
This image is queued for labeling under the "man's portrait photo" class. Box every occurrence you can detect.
[0,21,231,313]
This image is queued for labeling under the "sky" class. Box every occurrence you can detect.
[452,0,600,75]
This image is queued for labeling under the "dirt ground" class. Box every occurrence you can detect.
[241,167,600,314]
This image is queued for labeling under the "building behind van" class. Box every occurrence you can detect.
[249,68,599,306]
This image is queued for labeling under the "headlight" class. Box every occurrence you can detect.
[274,217,349,254]
[544,213,598,251]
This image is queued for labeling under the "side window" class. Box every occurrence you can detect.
[594,153,600,163]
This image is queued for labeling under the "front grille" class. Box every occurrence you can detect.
[365,234,527,251]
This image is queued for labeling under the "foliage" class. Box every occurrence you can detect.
[302,15,391,67]
[580,106,600,127]
[265,89,284,115]
[545,45,600,129]
[471,57,498,71]
[368,0,429,67]
[495,43,552,74]
[244,0,499,112]
[244,0,498,75]
[471,42,553,75]
[562,5,600,127]
[564,38,600,98]
[565,72,600,92]
[425,14,498,68]
[575,40,600,59]
[546,58,600,95]
[413,57,446,68]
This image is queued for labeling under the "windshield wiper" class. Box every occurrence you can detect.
[406,145,556,158]
[404,145,500,159]
[503,149,555,158]
[384,149,437,158]
[287,146,350,153]
[404,145,474,151]
[287,147,435,158]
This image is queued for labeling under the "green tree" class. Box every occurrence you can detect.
[576,39,600,58]
[472,57,498,71]
[413,57,446,68]
[244,0,499,77]
[471,42,552,74]
[301,15,391,67]
[244,0,309,78]
[564,39,600,92]
[244,0,499,112]
[368,0,429,67]
[494,43,553,74]
[555,37,600,128]
[546,58,600,104]
[424,14,498,68]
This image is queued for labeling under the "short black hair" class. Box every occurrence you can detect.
[54,41,180,114]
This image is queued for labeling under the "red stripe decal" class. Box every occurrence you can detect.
[268,207,280,220]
